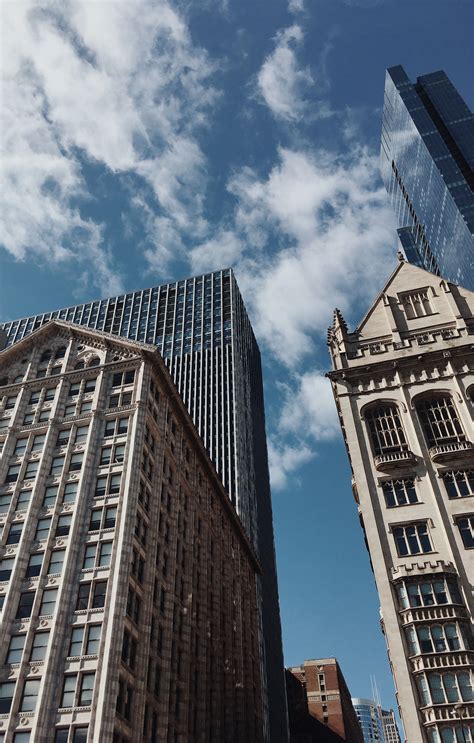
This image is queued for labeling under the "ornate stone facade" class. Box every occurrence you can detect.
[328,260,474,743]
[0,321,263,742]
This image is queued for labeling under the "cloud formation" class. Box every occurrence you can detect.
[1,0,216,292]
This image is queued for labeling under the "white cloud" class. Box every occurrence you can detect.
[257,25,314,121]
[279,371,340,440]
[226,146,397,363]
[1,0,216,293]
[190,230,244,275]
[268,440,314,490]
[288,0,305,13]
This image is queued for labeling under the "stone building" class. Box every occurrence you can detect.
[287,659,363,742]
[0,320,263,742]
[382,707,401,742]
[328,260,474,742]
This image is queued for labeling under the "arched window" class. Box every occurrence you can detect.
[74,360,85,371]
[54,346,66,360]
[40,349,52,362]
[88,356,100,367]
[416,394,464,448]
[365,403,408,455]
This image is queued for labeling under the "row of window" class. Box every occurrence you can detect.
[381,470,474,508]
[366,393,470,456]
[406,622,473,655]
[0,367,135,430]
[417,671,473,706]
[392,516,474,557]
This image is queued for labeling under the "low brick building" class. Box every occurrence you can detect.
[287,659,363,742]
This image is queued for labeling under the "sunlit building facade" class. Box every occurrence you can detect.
[328,261,474,742]
[381,66,474,288]
[0,321,264,742]
[0,268,288,741]
[351,699,384,743]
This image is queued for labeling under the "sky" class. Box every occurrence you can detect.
[1,0,473,721]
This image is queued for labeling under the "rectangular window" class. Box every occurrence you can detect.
[68,627,84,657]
[83,544,96,570]
[0,682,16,713]
[30,631,50,661]
[25,553,43,578]
[80,401,92,414]
[42,486,58,508]
[64,404,76,417]
[17,489,32,510]
[29,390,41,405]
[44,387,56,401]
[76,584,91,611]
[48,550,66,575]
[6,635,25,664]
[114,444,125,463]
[401,290,432,319]
[100,447,112,466]
[56,429,70,446]
[35,518,52,541]
[393,522,433,556]
[7,522,24,544]
[458,517,474,548]
[61,675,77,708]
[50,456,65,476]
[38,409,50,422]
[98,542,113,567]
[39,588,58,616]
[104,506,117,529]
[68,383,81,397]
[14,438,28,455]
[5,465,20,483]
[0,558,15,581]
[78,673,95,706]
[0,493,12,514]
[109,474,121,494]
[24,461,39,479]
[92,582,107,608]
[23,412,34,425]
[5,396,17,409]
[69,453,83,472]
[104,420,115,437]
[63,482,78,504]
[382,479,418,507]
[84,379,96,393]
[117,418,128,435]
[95,477,107,498]
[443,470,474,499]
[31,434,46,451]
[16,592,35,619]
[85,625,101,655]
[75,426,89,443]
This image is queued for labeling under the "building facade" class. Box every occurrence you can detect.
[328,260,474,742]
[287,659,363,742]
[0,268,287,741]
[351,699,384,742]
[285,669,346,743]
[380,66,474,287]
[382,708,401,743]
[0,321,264,742]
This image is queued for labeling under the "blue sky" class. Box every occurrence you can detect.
[1,0,473,717]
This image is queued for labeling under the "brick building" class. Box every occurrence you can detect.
[0,320,264,742]
[286,659,363,742]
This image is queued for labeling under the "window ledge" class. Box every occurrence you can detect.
[374,450,417,472]
[430,441,474,464]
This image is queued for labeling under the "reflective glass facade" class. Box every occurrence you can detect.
[352,699,384,743]
[381,66,474,288]
[0,268,288,742]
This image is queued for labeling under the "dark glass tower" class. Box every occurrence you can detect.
[381,65,474,287]
[1,268,289,742]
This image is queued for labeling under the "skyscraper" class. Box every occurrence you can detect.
[351,699,384,743]
[328,260,474,741]
[380,66,474,287]
[0,321,264,741]
[0,268,288,741]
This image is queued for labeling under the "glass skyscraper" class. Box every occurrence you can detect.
[381,65,474,287]
[1,268,288,742]
[352,699,384,743]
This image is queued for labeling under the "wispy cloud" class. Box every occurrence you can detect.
[257,25,315,121]
[1,0,217,293]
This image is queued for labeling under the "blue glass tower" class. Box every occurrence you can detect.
[381,66,474,287]
[352,699,384,743]
[1,268,288,742]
